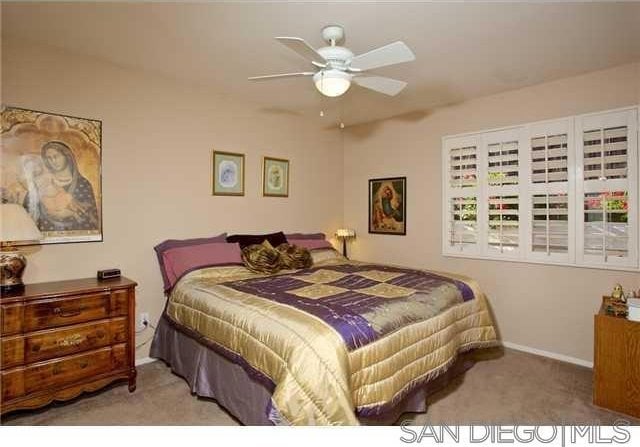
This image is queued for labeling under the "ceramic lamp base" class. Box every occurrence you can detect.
[0,249,27,294]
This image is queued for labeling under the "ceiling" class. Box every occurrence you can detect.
[3,2,640,127]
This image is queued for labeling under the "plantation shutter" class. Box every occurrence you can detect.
[576,109,638,268]
[442,106,638,270]
[443,135,481,255]
[526,119,574,262]
[484,129,523,257]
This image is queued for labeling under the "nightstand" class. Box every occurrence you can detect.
[0,277,137,415]
[593,296,640,418]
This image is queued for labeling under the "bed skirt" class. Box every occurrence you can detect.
[150,314,475,425]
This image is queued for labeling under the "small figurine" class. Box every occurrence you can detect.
[611,284,627,303]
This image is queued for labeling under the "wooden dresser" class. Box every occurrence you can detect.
[594,296,640,419]
[0,277,137,415]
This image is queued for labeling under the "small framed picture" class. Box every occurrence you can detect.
[369,177,406,235]
[212,150,245,196]
[262,156,289,197]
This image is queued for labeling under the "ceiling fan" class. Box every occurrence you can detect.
[248,25,415,98]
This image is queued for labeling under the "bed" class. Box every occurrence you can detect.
[150,239,497,425]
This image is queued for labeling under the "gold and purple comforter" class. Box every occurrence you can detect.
[165,256,497,425]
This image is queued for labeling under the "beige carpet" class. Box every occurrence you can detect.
[2,348,638,426]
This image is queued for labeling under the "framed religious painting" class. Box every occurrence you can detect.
[212,150,245,196]
[369,177,406,235]
[262,156,289,197]
[0,106,103,244]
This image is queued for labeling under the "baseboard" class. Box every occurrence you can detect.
[135,357,157,367]
[501,341,593,369]
[134,344,591,368]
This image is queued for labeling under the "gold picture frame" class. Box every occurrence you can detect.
[262,156,289,197]
[0,106,103,245]
[211,150,245,196]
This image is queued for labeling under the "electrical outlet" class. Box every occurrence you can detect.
[138,312,150,331]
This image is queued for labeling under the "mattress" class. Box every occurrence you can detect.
[158,256,497,425]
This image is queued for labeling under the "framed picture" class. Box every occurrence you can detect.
[369,177,406,235]
[212,150,245,196]
[0,106,103,245]
[262,156,289,197]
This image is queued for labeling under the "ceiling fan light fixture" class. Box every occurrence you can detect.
[313,69,351,97]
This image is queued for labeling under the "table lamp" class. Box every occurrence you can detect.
[335,228,356,259]
[1,203,43,294]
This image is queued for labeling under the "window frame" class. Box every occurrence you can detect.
[442,106,639,272]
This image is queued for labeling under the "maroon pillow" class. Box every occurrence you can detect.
[226,231,287,249]
[158,242,242,293]
[154,233,227,291]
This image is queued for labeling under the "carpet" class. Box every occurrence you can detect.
[2,348,637,426]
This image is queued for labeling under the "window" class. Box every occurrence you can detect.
[443,106,638,271]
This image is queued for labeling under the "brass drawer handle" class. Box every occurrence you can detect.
[58,334,85,347]
[79,360,89,369]
[53,306,84,318]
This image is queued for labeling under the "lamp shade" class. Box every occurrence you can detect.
[0,204,43,243]
[335,228,355,239]
[313,70,351,97]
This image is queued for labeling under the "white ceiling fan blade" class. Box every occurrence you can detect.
[275,37,326,64]
[354,76,407,96]
[350,41,415,71]
[248,72,315,81]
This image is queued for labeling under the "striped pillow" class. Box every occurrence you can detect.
[241,240,284,274]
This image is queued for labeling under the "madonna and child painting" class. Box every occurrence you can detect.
[369,177,406,235]
[0,106,102,244]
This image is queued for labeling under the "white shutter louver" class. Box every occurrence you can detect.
[531,134,568,183]
[583,126,628,180]
[583,191,629,258]
[532,194,569,254]
[449,197,477,247]
[488,195,519,252]
[449,145,477,188]
[488,141,519,186]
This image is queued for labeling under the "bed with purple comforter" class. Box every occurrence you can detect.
[150,247,497,425]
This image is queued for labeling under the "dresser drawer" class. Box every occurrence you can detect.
[1,318,127,368]
[23,292,112,332]
[1,344,127,401]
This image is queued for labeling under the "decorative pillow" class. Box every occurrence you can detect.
[154,234,228,291]
[227,231,287,249]
[276,243,313,269]
[292,239,333,251]
[241,240,284,274]
[158,241,242,292]
[311,247,346,264]
[285,233,326,240]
